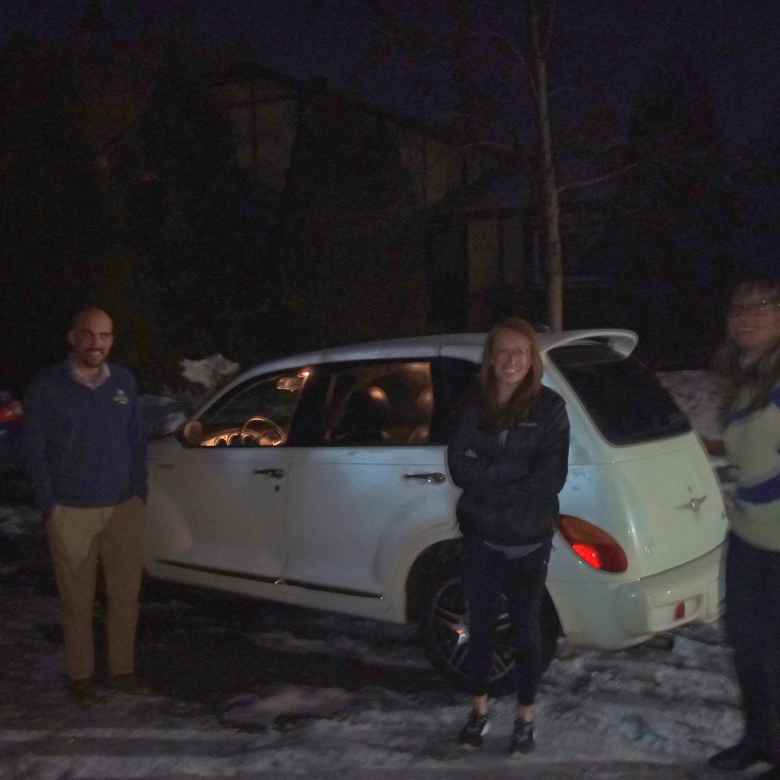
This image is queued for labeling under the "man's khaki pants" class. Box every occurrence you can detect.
[47,497,145,682]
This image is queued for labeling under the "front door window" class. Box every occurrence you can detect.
[193,368,311,447]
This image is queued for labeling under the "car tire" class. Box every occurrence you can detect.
[421,555,560,696]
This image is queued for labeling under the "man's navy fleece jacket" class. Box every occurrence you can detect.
[22,362,147,514]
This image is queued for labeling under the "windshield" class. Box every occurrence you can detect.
[548,342,690,445]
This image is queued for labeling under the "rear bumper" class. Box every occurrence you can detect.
[614,542,726,634]
[551,542,726,649]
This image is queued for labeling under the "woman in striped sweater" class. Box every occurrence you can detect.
[708,277,780,779]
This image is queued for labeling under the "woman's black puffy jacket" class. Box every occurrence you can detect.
[447,385,570,546]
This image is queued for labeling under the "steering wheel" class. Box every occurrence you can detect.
[240,415,285,447]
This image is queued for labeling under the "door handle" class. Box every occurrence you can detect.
[403,472,447,484]
[254,467,285,479]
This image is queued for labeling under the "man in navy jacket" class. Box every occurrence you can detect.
[23,307,149,705]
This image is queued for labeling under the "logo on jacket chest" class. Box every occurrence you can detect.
[112,388,129,406]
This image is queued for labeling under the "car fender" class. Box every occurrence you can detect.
[372,489,569,629]
[373,491,461,622]
[143,480,194,576]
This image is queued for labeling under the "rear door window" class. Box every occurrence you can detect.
[314,361,434,446]
[548,342,690,445]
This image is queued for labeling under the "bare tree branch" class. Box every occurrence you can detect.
[557,161,639,195]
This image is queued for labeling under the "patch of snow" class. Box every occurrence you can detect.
[140,355,242,437]
[219,685,354,730]
[179,354,240,392]
[0,503,38,536]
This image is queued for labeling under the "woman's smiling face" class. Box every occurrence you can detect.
[727,288,780,361]
[491,328,532,398]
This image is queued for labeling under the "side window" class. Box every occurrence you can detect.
[190,368,312,448]
[319,361,434,446]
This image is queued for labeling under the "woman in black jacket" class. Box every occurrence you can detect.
[447,317,569,755]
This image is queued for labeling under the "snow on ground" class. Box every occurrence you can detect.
[140,354,241,439]
[0,370,752,779]
[179,354,240,391]
[0,557,742,779]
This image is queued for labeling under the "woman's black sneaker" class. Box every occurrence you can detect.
[458,711,490,749]
[510,718,535,755]
[708,741,766,771]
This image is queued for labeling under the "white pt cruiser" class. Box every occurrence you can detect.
[145,329,727,691]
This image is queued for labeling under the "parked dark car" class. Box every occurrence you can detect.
[0,390,23,468]
[0,390,31,503]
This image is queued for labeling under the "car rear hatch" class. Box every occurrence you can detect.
[547,340,727,578]
[604,443,726,576]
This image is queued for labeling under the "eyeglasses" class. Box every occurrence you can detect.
[727,299,780,318]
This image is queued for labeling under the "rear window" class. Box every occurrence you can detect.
[548,343,690,445]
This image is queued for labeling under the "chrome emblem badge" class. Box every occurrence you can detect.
[677,495,707,513]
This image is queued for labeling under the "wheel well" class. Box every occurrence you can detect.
[405,539,462,623]
[405,540,563,641]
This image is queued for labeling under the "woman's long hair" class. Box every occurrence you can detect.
[480,317,543,428]
[712,277,780,416]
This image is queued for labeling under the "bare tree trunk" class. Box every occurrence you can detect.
[529,0,563,331]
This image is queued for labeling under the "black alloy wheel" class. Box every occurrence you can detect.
[421,557,560,695]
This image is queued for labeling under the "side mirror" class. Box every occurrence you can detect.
[181,420,203,447]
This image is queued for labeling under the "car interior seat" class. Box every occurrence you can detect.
[407,385,434,444]
[333,386,389,445]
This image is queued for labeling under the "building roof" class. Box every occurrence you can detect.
[432,166,529,216]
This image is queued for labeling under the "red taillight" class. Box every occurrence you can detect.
[559,514,628,573]
[0,401,23,424]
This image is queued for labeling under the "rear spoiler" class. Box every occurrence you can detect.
[540,329,638,358]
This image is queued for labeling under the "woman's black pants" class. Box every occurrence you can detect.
[462,536,551,704]
[725,532,780,762]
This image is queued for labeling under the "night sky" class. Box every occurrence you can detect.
[2,1,778,384]
[2,1,778,147]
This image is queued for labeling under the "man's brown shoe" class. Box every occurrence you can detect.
[109,674,156,696]
[68,679,102,708]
